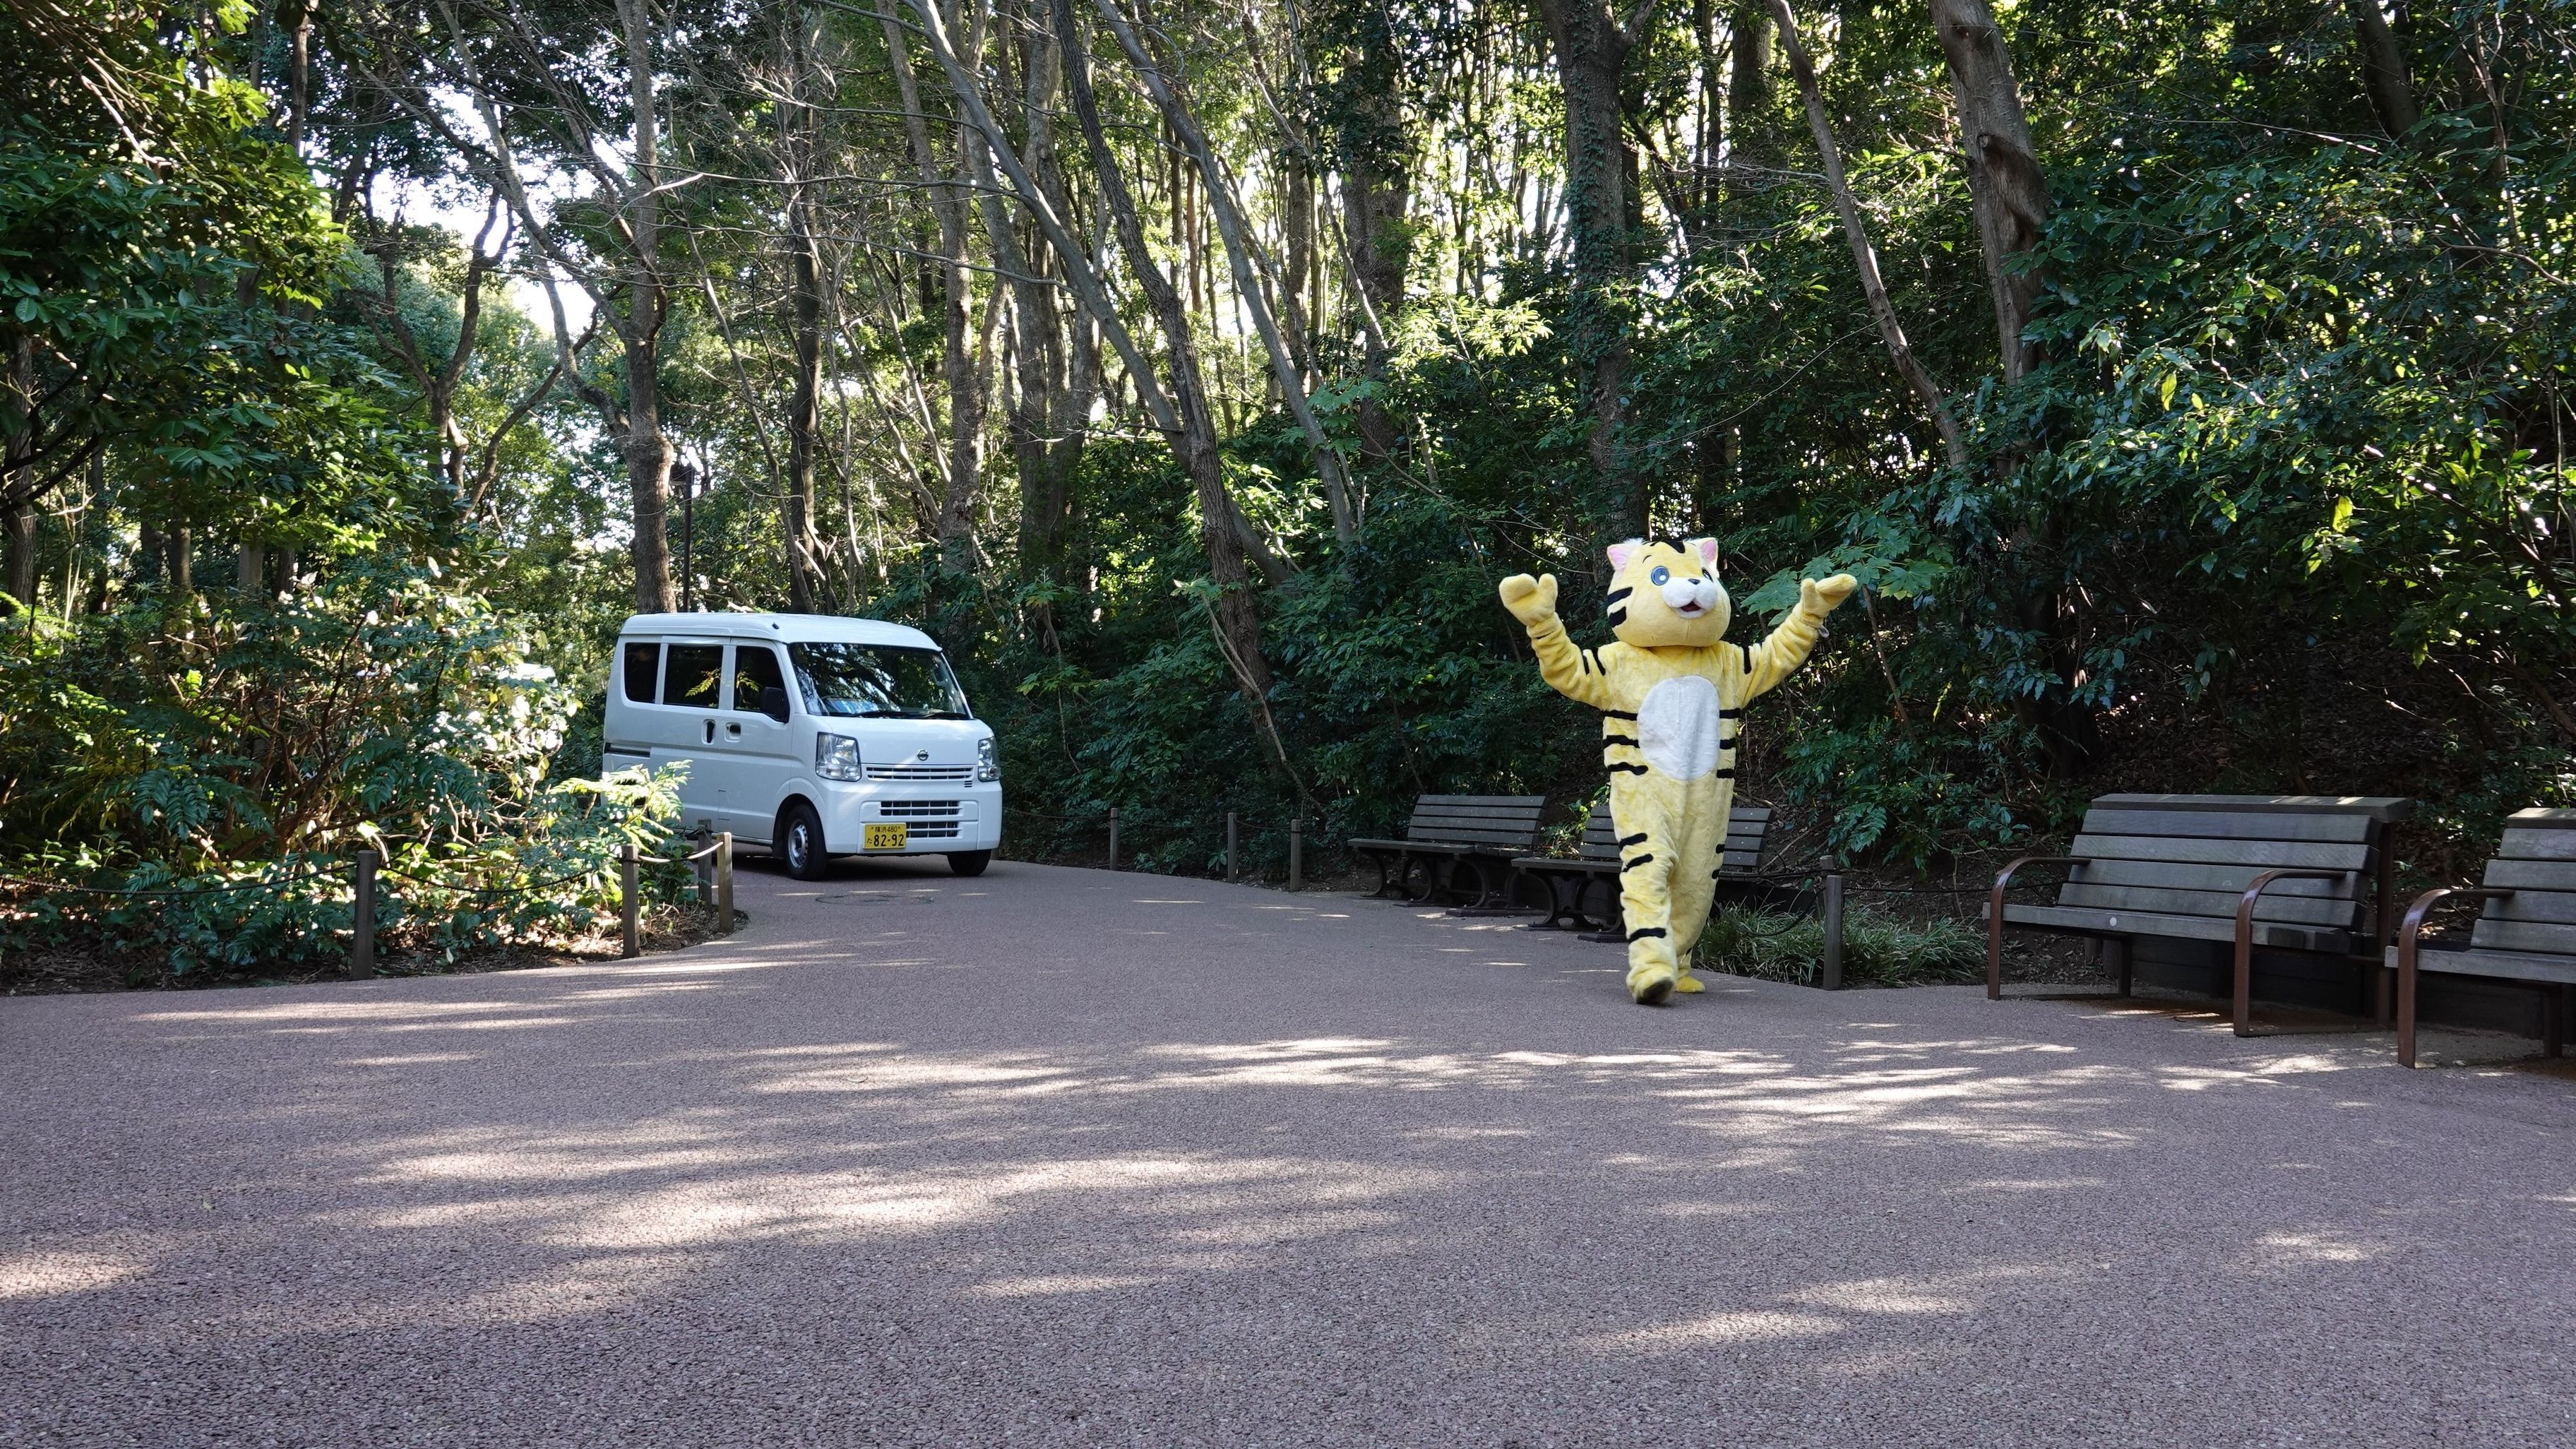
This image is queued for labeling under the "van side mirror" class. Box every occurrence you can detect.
[758,685,791,722]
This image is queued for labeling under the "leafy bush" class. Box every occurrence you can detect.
[1699,903,1984,989]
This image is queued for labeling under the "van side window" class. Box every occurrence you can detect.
[662,644,723,707]
[729,645,786,712]
[621,641,661,703]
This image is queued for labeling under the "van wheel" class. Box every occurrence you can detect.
[947,850,991,878]
[778,803,830,881]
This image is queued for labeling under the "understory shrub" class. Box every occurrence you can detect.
[1699,903,1984,989]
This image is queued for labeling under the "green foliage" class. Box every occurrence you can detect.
[1699,903,1984,989]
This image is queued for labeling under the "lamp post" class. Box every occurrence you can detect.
[673,458,698,612]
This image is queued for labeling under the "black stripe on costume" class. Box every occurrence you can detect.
[1713,768,1736,779]
[1605,607,1628,626]
[1602,733,1639,748]
[1580,648,1602,675]
[1628,926,1669,941]
[1616,833,1649,847]
[1604,709,1638,720]
[1605,586,1633,604]
[1621,854,1654,871]
[1609,763,1649,775]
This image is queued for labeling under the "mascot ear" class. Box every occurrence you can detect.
[1605,538,1643,572]
[1688,537,1720,568]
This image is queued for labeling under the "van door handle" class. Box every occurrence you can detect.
[703,719,715,744]
[725,721,741,739]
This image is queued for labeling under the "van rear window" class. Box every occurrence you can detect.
[662,644,723,707]
[621,641,660,703]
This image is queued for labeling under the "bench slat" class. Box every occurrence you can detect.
[2496,829,2576,863]
[2481,859,2576,892]
[2080,809,2375,844]
[1411,809,1547,828]
[2070,834,2374,871]
[2091,794,2414,822]
[2385,945,2576,985]
[2472,919,2576,954]
[2069,859,2349,897]
[2471,885,2576,924]
[2001,902,2355,953]
[2057,883,2358,926]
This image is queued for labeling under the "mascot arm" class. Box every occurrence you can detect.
[1741,574,1859,700]
[1498,573,1623,711]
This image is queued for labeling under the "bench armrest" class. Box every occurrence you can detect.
[2394,886,2515,1068]
[1986,857,2091,1001]
[2228,869,2356,1037]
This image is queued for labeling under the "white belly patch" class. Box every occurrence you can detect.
[1636,676,1724,780]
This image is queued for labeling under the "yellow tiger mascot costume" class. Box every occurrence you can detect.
[1499,541,1856,1005]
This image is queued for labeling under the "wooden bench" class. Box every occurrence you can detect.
[1348,795,1546,910]
[1514,801,1777,933]
[2390,807,2576,1068]
[1986,794,2414,1034]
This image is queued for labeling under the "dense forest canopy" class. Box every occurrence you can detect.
[1,0,2570,929]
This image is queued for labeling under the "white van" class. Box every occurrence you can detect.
[602,613,1001,880]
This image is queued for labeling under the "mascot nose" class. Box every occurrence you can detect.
[1661,578,1709,612]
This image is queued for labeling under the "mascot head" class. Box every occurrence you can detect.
[1605,538,1729,648]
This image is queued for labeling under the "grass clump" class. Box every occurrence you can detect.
[1698,903,1983,989]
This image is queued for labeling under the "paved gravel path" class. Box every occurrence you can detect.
[6,859,2575,1448]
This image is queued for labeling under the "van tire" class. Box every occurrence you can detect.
[947,850,991,878]
[778,802,831,881]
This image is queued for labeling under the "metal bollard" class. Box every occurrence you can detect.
[1107,807,1119,871]
[349,849,378,979]
[715,833,734,935]
[1226,811,1238,881]
[619,842,640,959]
[1289,818,1303,892]
[1820,871,1845,991]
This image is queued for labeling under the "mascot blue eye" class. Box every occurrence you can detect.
[1649,566,1670,585]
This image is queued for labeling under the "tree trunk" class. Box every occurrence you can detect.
[1052,0,1271,697]
[1926,0,2049,383]
[619,0,676,613]
[237,540,266,596]
[4,506,33,610]
[2347,0,2419,138]
[1772,0,1965,465]
[881,1,985,572]
[785,210,827,614]
[1533,0,1645,535]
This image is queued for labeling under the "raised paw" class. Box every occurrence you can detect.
[1801,573,1860,612]
[1628,962,1678,1006]
[1497,573,1560,627]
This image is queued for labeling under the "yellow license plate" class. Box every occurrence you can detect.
[863,822,909,851]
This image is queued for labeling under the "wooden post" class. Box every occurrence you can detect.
[1226,811,1238,881]
[349,849,377,979]
[1289,818,1303,892]
[1107,808,1119,871]
[1820,871,1844,991]
[619,842,640,958]
[715,833,734,935]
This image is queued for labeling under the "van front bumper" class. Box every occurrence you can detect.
[814,780,1002,856]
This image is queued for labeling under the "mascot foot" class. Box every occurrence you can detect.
[1628,964,1678,1007]
[1673,970,1706,994]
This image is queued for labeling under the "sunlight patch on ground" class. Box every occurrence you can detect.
[0,1249,150,1299]
[968,1274,1162,1297]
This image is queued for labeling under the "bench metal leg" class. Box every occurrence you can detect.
[1523,873,1580,931]
[2110,937,2132,998]
[2546,984,2567,1059]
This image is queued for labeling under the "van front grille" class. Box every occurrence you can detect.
[902,821,962,839]
[866,762,973,782]
[880,800,962,818]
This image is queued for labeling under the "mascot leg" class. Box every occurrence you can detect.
[1666,779,1729,994]
[1611,772,1685,1005]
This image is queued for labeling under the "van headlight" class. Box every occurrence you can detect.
[816,734,863,781]
[976,737,1000,782]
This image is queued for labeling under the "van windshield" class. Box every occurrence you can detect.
[789,643,971,720]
